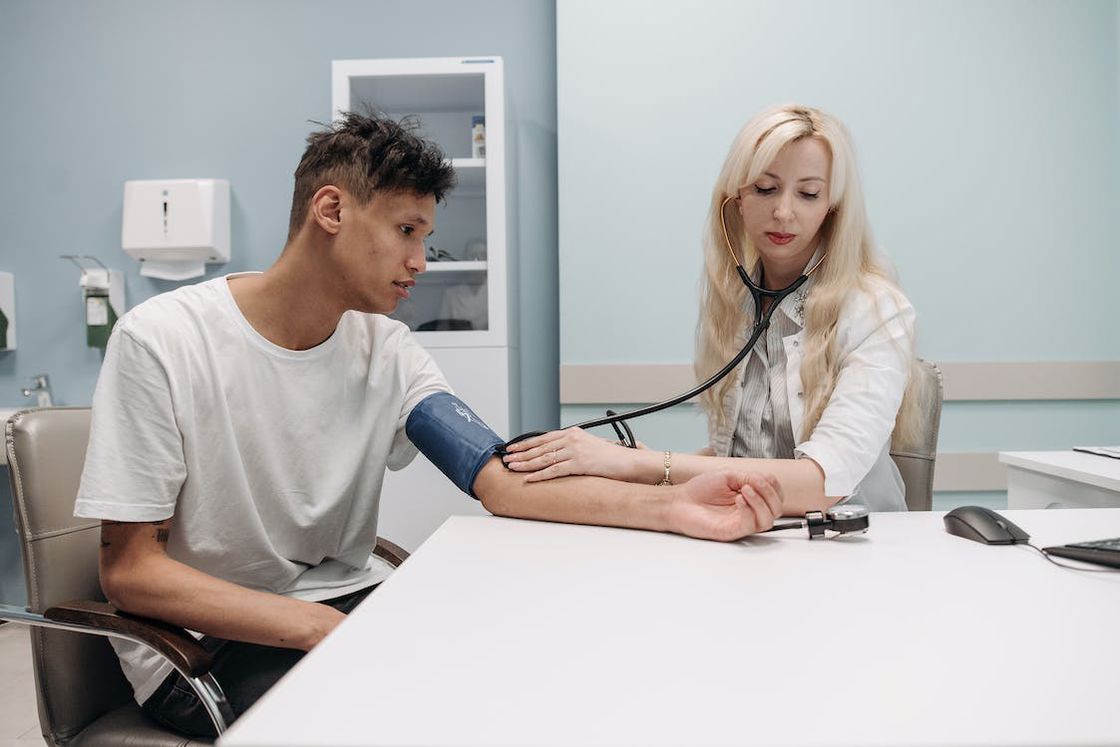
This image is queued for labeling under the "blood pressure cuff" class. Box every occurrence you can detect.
[405,392,505,500]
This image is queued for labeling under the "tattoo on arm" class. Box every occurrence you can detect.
[98,519,173,552]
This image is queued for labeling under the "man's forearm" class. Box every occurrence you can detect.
[625,450,832,515]
[102,553,341,651]
[474,458,675,532]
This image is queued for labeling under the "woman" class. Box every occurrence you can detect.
[505,104,925,514]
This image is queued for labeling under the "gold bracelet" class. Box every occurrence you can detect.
[657,450,672,486]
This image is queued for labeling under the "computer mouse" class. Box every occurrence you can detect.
[943,506,1031,545]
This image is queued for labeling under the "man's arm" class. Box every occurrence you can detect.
[504,429,833,515]
[401,392,782,539]
[473,458,784,542]
[623,451,833,516]
[99,518,343,651]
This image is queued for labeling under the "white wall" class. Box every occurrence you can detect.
[556,0,1120,506]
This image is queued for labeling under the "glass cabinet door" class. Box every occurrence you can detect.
[346,72,491,333]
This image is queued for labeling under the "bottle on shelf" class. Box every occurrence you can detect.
[471,115,486,159]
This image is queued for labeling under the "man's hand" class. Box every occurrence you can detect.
[667,471,783,541]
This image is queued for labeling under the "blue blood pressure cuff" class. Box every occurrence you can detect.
[405,392,505,500]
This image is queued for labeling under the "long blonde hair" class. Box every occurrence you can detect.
[696,104,925,449]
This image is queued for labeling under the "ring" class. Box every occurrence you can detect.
[550,449,558,465]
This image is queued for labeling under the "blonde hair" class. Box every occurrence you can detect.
[695,104,925,449]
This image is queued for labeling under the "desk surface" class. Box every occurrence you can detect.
[222,510,1120,747]
[1000,450,1120,492]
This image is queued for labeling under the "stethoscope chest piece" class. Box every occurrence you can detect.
[805,503,870,539]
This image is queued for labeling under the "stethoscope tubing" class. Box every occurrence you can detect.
[503,194,826,450]
[567,274,807,433]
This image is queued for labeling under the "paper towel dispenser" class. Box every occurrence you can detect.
[122,178,230,281]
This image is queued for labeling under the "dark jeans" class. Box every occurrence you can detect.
[141,585,376,739]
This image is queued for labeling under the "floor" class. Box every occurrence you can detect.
[0,624,47,746]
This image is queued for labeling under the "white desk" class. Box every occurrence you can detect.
[222,510,1120,747]
[1001,450,1120,509]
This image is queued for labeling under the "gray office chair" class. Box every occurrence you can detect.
[1,407,409,746]
[890,359,944,512]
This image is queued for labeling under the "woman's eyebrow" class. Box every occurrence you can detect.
[761,172,825,183]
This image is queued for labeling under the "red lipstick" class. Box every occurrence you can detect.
[767,232,795,246]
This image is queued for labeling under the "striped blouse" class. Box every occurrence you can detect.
[728,284,807,460]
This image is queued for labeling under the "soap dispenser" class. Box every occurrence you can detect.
[61,256,125,349]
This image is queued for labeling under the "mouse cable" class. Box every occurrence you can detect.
[1026,542,1120,573]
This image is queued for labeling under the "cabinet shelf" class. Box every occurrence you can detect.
[418,261,486,286]
[424,261,487,272]
[450,158,485,196]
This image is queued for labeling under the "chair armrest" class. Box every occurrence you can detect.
[374,536,409,567]
[44,600,214,677]
[889,449,935,461]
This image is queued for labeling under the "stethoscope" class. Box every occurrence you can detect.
[506,193,827,449]
[503,195,867,538]
[765,503,869,539]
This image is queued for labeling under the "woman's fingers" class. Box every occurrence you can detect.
[523,462,568,482]
[505,446,566,471]
[504,437,565,464]
[503,430,563,454]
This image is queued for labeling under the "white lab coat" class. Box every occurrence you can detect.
[708,274,915,511]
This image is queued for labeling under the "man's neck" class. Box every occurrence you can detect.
[228,243,348,351]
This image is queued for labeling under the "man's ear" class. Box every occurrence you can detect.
[309,185,343,235]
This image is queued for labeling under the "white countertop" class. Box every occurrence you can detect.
[222,509,1120,747]
[1000,450,1120,492]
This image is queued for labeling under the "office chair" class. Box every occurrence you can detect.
[1,407,409,746]
[890,359,944,511]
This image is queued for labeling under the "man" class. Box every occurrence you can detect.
[75,112,782,737]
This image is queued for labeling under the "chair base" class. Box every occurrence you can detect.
[64,703,212,746]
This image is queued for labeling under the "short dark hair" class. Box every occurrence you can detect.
[287,110,456,240]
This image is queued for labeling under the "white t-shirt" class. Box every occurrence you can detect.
[74,273,450,703]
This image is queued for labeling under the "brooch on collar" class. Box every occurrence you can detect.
[793,288,807,324]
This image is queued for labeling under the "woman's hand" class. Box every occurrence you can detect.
[667,471,783,541]
[502,427,644,482]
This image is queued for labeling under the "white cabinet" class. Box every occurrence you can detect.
[332,56,518,549]
[1001,451,1120,509]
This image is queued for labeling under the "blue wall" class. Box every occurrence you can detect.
[0,0,559,604]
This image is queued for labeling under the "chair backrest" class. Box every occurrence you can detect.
[890,359,944,511]
[5,407,135,743]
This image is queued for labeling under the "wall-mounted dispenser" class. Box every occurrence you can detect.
[122,178,230,281]
[61,256,125,349]
[0,271,15,350]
